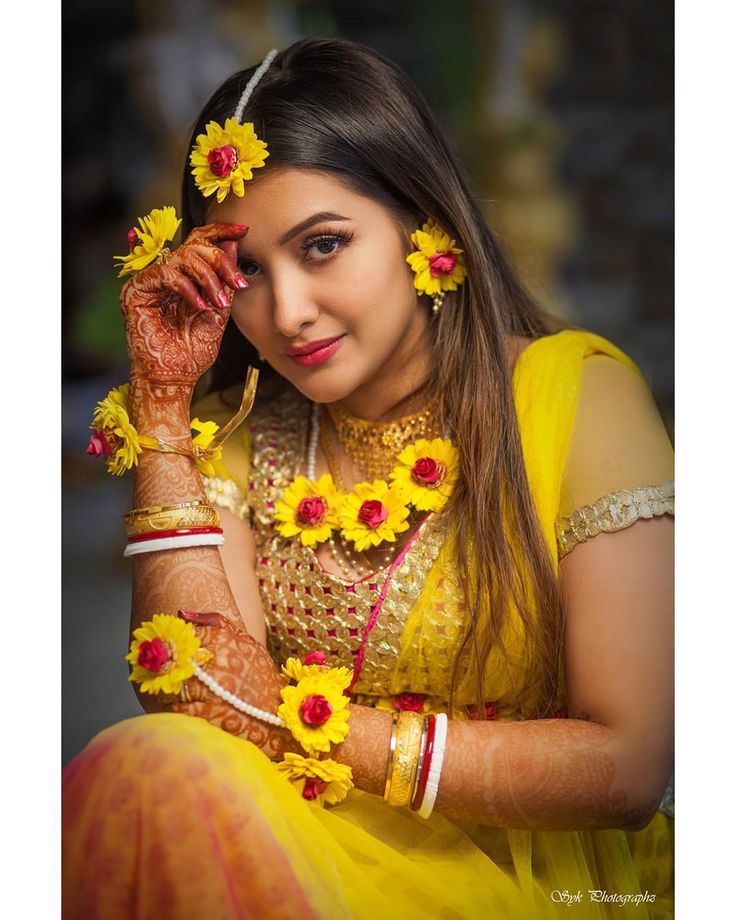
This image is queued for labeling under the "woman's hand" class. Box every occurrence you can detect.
[171,611,297,761]
[120,223,250,387]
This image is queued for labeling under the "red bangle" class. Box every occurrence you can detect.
[411,714,436,810]
[127,526,224,544]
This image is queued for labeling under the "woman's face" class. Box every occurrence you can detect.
[209,167,431,411]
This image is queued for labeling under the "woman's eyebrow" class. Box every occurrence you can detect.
[277,211,350,245]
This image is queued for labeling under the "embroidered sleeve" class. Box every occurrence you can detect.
[556,480,674,559]
[202,475,250,522]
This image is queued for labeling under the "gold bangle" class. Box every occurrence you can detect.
[386,711,424,808]
[124,505,221,536]
[124,500,210,520]
[410,714,430,806]
[383,713,399,802]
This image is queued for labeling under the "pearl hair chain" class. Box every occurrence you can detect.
[194,665,285,728]
[234,49,278,123]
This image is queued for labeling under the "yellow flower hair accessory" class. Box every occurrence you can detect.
[389,437,460,513]
[126,614,213,696]
[274,474,342,548]
[276,753,354,805]
[406,219,467,315]
[337,480,411,553]
[87,384,142,476]
[278,665,353,754]
[114,206,181,278]
[190,117,269,203]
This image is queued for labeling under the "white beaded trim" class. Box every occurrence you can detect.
[123,533,225,558]
[418,712,448,819]
[234,49,278,123]
[193,665,285,728]
[307,401,320,479]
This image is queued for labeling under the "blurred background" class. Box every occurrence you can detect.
[63,0,674,763]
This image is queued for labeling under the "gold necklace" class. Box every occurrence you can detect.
[326,394,442,481]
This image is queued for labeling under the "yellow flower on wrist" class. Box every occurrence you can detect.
[114,206,181,278]
[338,480,411,552]
[275,474,342,547]
[191,417,227,478]
[276,753,354,805]
[390,437,459,512]
[406,219,466,296]
[190,117,269,203]
[126,613,213,696]
[278,668,353,754]
[89,383,141,476]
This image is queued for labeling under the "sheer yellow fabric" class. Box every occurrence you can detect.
[63,330,673,918]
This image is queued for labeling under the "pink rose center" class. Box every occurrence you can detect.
[411,457,444,487]
[393,692,426,713]
[302,650,328,666]
[207,144,238,177]
[127,228,139,251]
[302,777,328,801]
[428,251,458,277]
[86,431,112,458]
[137,637,172,674]
[297,496,327,526]
[358,500,389,529]
[300,694,333,726]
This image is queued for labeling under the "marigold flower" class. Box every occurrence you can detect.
[90,384,142,476]
[390,437,459,512]
[274,474,342,548]
[126,614,213,696]
[406,219,466,296]
[114,206,181,278]
[338,480,410,552]
[190,117,269,203]
[190,417,226,477]
[276,753,354,805]
[278,667,353,754]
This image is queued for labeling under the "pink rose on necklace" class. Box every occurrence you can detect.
[303,650,328,666]
[207,144,238,177]
[428,251,458,277]
[411,457,444,486]
[300,694,333,726]
[393,692,426,713]
[137,637,172,674]
[297,496,327,526]
[358,500,388,529]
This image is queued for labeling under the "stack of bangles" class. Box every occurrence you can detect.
[123,500,224,557]
[384,711,448,819]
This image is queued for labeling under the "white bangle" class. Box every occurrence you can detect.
[418,712,448,819]
[123,533,225,557]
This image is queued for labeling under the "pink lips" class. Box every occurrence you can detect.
[287,335,345,367]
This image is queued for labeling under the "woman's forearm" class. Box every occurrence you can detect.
[129,378,241,629]
[336,708,662,832]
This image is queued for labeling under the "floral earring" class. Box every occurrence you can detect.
[406,219,467,315]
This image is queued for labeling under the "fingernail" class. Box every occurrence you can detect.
[234,273,249,289]
[217,289,231,308]
[196,295,209,310]
[232,224,249,233]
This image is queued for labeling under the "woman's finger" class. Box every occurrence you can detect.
[189,222,249,246]
[178,609,235,630]
[178,252,231,310]
[197,243,249,293]
[166,269,210,313]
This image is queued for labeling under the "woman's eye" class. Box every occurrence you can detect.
[302,232,352,261]
[237,259,261,278]
[311,238,340,257]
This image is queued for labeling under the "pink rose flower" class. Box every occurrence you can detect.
[411,457,444,486]
[303,651,328,666]
[393,692,426,713]
[428,251,458,277]
[86,431,111,457]
[358,500,388,529]
[297,496,327,526]
[207,144,238,178]
[137,637,171,674]
[302,778,328,801]
[127,228,139,251]
[468,701,498,721]
[300,694,333,726]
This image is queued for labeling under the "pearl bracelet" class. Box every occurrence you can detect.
[417,712,448,819]
[193,665,285,728]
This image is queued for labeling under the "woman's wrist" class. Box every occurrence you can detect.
[128,375,195,439]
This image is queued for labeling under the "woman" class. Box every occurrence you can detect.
[63,38,674,918]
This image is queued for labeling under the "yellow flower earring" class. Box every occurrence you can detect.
[406,219,467,315]
[189,49,277,202]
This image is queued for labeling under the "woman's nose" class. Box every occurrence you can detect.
[270,277,320,339]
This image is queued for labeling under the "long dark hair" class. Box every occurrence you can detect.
[182,38,577,717]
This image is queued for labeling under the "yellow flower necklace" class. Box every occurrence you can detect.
[274,402,460,557]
